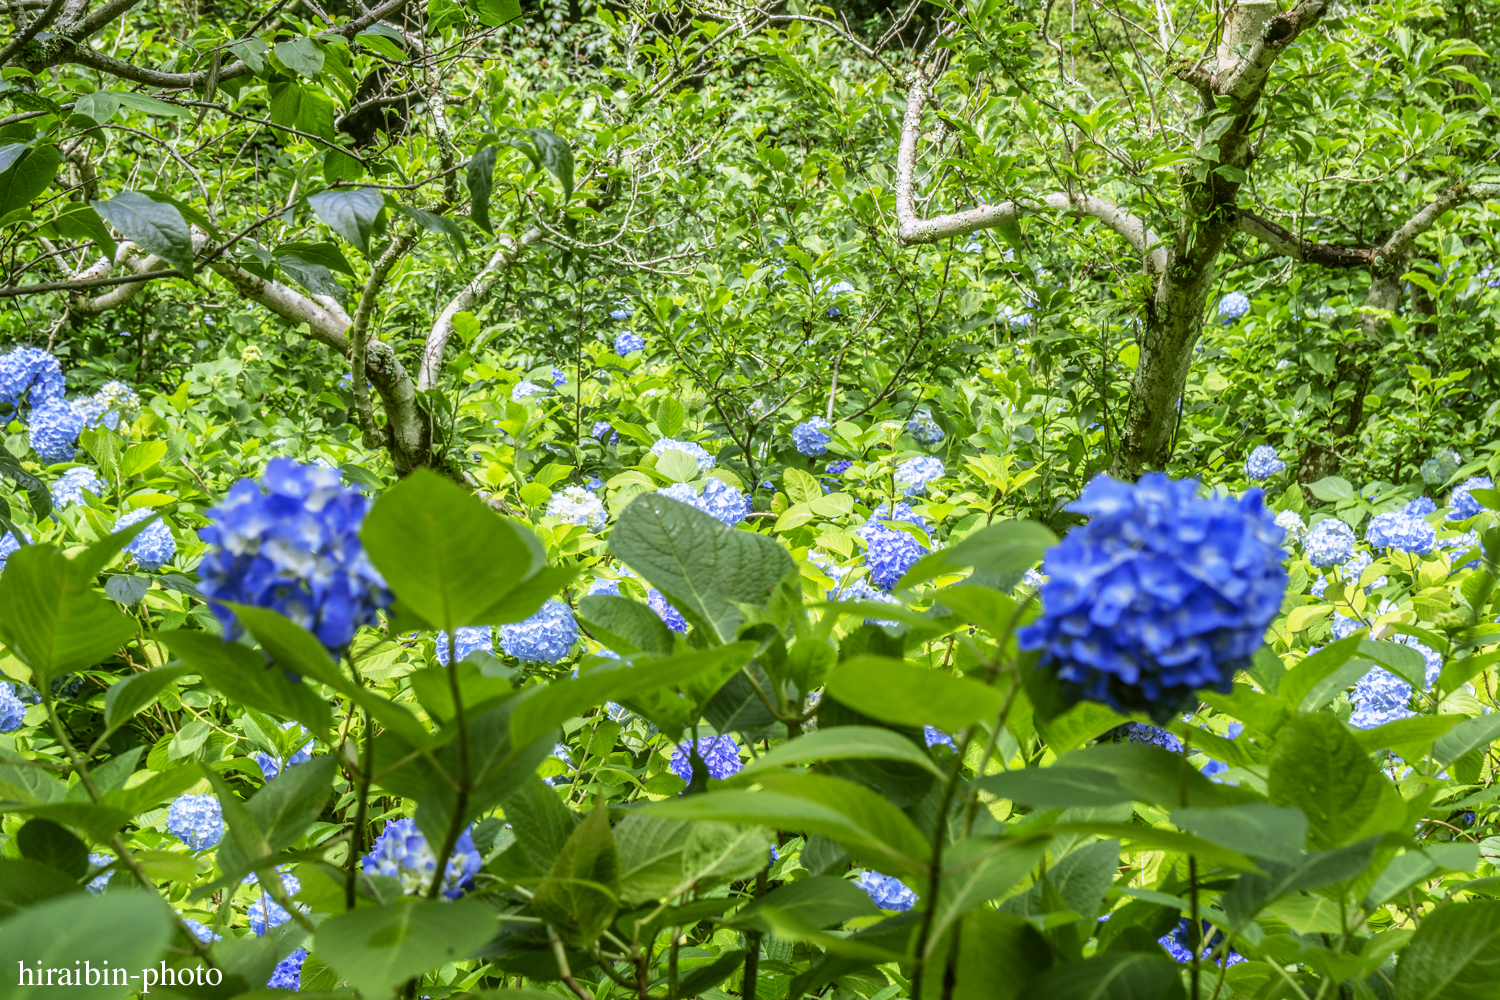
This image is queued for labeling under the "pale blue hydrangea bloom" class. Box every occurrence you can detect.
[114,508,175,570]
[1305,518,1356,567]
[1366,511,1436,554]
[0,529,28,571]
[657,478,750,527]
[512,380,548,401]
[1022,567,1046,590]
[181,917,221,943]
[362,817,481,899]
[1217,291,1250,324]
[1126,723,1184,753]
[856,520,928,591]
[435,626,494,666]
[51,466,106,508]
[85,854,113,894]
[500,599,577,662]
[29,397,84,462]
[650,437,714,472]
[0,682,26,732]
[1449,476,1493,520]
[1274,509,1305,543]
[857,871,916,911]
[1350,668,1413,729]
[894,456,945,495]
[551,367,567,386]
[588,578,621,596]
[615,331,645,354]
[1405,497,1437,517]
[906,410,944,445]
[591,420,616,443]
[0,347,64,406]
[244,868,303,935]
[610,304,634,321]
[267,949,307,990]
[1245,445,1285,480]
[923,726,955,749]
[834,574,903,626]
[76,381,141,431]
[1421,451,1461,485]
[669,735,742,781]
[792,417,831,456]
[648,588,687,631]
[166,794,225,850]
[546,486,608,531]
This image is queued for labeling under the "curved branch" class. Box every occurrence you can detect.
[1235,211,1372,268]
[350,231,418,449]
[894,73,1167,271]
[1372,182,1500,274]
[0,0,64,68]
[418,229,539,389]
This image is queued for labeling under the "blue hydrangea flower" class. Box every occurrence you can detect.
[1273,510,1305,544]
[1337,550,1374,587]
[827,459,852,476]
[586,476,606,491]
[669,735,742,782]
[1018,473,1288,721]
[650,438,714,472]
[792,417,831,456]
[512,380,548,401]
[834,575,903,626]
[588,578,621,596]
[1305,518,1356,567]
[1245,445,1285,480]
[252,722,313,781]
[592,421,615,442]
[1421,451,1461,486]
[51,466,106,509]
[1366,511,1436,554]
[197,459,391,652]
[1350,668,1413,729]
[435,626,494,665]
[499,599,577,662]
[923,726,955,749]
[615,331,645,354]
[76,381,141,431]
[85,854,113,894]
[1217,292,1250,324]
[1126,723,1184,753]
[0,347,64,406]
[244,868,303,935]
[610,304,634,321]
[267,948,307,990]
[546,486,608,531]
[1160,917,1244,966]
[871,500,929,534]
[29,397,84,463]
[551,367,567,386]
[894,456,944,495]
[362,817,481,899]
[0,529,28,571]
[1449,476,1493,520]
[0,682,25,732]
[181,917,221,943]
[166,794,225,850]
[1022,567,1046,590]
[1395,633,1443,687]
[856,520,929,591]
[906,410,944,445]
[115,508,175,570]
[658,478,750,527]
[1405,497,1437,518]
[857,871,916,911]
[648,588,687,631]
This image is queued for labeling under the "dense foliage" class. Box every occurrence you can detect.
[2,0,1500,997]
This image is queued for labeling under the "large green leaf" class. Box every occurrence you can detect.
[576,593,674,655]
[361,469,552,632]
[1268,713,1388,849]
[314,897,499,997]
[823,656,1003,731]
[609,493,795,643]
[948,911,1054,1000]
[16,818,88,880]
[0,890,174,1000]
[466,145,497,234]
[1433,714,1500,766]
[532,805,621,946]
[0,543,138,684]
[731,875,880,932]
[733,725,945,781]
[0,144,60,218]
[1027,953,1186,1000]
[102,666,189,736]
[977,742,1232,810]
[897,518,1056,589]
[216,756,336,879]
[1393,900,1500,1000]
[158,631,332,740]
[926,835,1049,953]
[614,814,691,905]
[307,186,384,255]
[91,191,194,274]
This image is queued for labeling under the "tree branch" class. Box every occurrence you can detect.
[1218,0,1329,102]
[0,0,63,67]
[350,231,418,449]
[1235,211,1372,268]
[418,229,540,389]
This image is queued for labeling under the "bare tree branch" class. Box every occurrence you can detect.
[1235,211,1372,268]
[0,0,63,67]
[419,229,540,389]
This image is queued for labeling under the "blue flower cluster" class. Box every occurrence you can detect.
[1160,917,1244,966]
[115,508,175,570]
[51,466,106,509]
[669,735,743,782]
[244,868,303,935]
[512,380,548,401]
[166,794,225,850]
[85,854,113,894]
[0,530,27,571]
[610,304,634,321]
[197,459,391,652]
[1018,474,1288,720]
[906,410,944,445]
[615,331,645,354]
[1244,445,1285,480]
[0,347,64,407]
[0,682,25,732]
[1422,451,1462,485]
[857,871,916,911]
[834,574,902,626]
[181,917,221,943]
[1125,723,1184,753]
[252,721,313,781]
[551,367,567,387]
[923,726,955,749]
[894,456,944,495]
[74,381,142,431]
[546,485,609,531]
[1449,476,1492,520]
[267,949,307,990]
[1366,510,1436,554]
[1350,668,1414,729]
[592,420,615,442]
[792,417,831,456]
[1305,517,1356,567]
[650,437,714,472]
[499,599,577,662]
[658,479,750,527]
[29,398,84,463]
[856,519,929,591]
[648,588,687,631]
[1217,291,1250,324]
[435,626,494,665]
[1405,496,1437,517]
[362,817,481,899]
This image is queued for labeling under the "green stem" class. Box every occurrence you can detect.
[426,628,471,900]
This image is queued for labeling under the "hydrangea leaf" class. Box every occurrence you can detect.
[531,804,621,946]
[925,835,1050,951]
[0,542,139,684]
[15,818,88,880]
[1028,953,1186,1000]
[1170,804,1308,865]
[729,875,881,933]
[101,665,189,737]
[732,727,945,782]
[576,592,674,655]
[679,821,774,893]
[157,630,333,741]
[898,519,1055,590]
[948,911,1054,1000]
[0,891,174,1000]
[1268,714,1388,850]
[823,656,1004,731]
[314,896,499,998]
[1433,714,1500,767]
[981,742,1235,811]
[1276,635,1371,710]
[215,756,337,883]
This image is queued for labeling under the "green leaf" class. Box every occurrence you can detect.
[275,37,324,79]
[0,144,60,219]
[16,818,88,880]
[1359,638,1430,689]
[158,631,332,740]
[0,890,174,1000]
[1393,900,1500,1000]
[472,0,522,25]
[1170,804,1308,865]
[361,469,550,632]
[823,656,1004,731]
[466,145,497,234]
[532,805,622,946]
[1028,953,1186,1000]
[927,835,1049,952]
[614,814,690,905]
[897,519,1056,589]
[576,593,674,655]
[391,200,467,256]
[976,743,1231,810]
[678,821,773,891]
[1433,714,1500,766]
[733,725,945,781]
[314,897,499,998]
[1308,477,1355,502]
[949,911,1054,1000]
[0,449,51,520]
[0,857,82,916]
[1268,713,1388,849]
[732,875,880,932]
[0,544,138,684]
[1278,635,1372,711]
[216,756,336,879]
[273,239,354,275]
[90,192,194,275]
[609,493,795,643]
[47,202,117,262]
[114,92,191,119]
[103,666,189,735]
[307,187,384,255]
[520,127,574,200]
